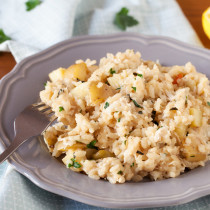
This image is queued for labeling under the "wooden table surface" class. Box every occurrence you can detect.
[0,0,209,79]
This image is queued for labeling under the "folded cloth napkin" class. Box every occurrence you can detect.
[0,0,209,210]
[0,0,203,61]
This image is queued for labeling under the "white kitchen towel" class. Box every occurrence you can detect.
[0,0,209,210]
[0,0,202,62]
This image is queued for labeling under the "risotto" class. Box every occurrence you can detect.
[40,50,210,184]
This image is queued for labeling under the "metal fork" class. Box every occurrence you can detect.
[0,102,57,164]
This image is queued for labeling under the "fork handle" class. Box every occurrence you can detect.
[0,136,27,164]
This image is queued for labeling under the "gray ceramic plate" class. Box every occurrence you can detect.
[0,33,210,209]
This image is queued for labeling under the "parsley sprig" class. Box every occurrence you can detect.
[109,68,116,75]
[104,102,109,109]
[133,73,143,78]
[117,170,123,175]
[132,99,143,108]
[59,106,64,112]
[87,140,98,149]
[132,87,136,92]
[68,158,81,168]
[0,29,11,44]
[114,7,139,31]
[25,0,42,11]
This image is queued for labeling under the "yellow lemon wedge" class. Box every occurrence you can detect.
[202,7,210,39]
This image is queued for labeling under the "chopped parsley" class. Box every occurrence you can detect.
[25,0,42,11]
[124,140,127,145]
[207,102,210,106]
[132,87,136,92]
[0,29,11,44]
[130,162,134,167]
[59,106,64,112]
[117,170,123,175]
[44,82,47,87]
[132,99,143,108]
[68,158,81,168]
[104,102,109,109]
[137,151,144,155]
[170,107,178,111]
[118,118,121,122]
[138,111,143,114]
[133,73,143,78]
[190,155,195,158]
[114,7,139,31]
[185,96,188,105]
[109,68,116,75]
[87,140,98,149]
[137,73,143,78]
[116,87,121,90]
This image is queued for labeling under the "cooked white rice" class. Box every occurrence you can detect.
[40,50,210,184]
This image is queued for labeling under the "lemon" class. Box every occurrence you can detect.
[202,7,210,39]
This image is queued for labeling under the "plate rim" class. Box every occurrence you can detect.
[0,32,210,209]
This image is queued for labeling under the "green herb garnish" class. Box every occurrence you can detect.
[59,106,64,112]
[0,29,11,44]
[132,99,143,108]
[207,102,210,106]
[132,87,136,92]
[116,87,121,90]
[25,0,42,11]
[44,82,47,87]
[124,140,127,145]
[134,73,143,78]
[109,68,116,75]
[130,162,134,167]
[117,170,123,175]
[185,96,188,105]
[104,102,109,109]
[87,140,98,149]
[118,118,121,122]
[114,7,139,31]
[190,155,195,158]
[68,158,81,168]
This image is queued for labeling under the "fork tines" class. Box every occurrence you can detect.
[32,102,57,122]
